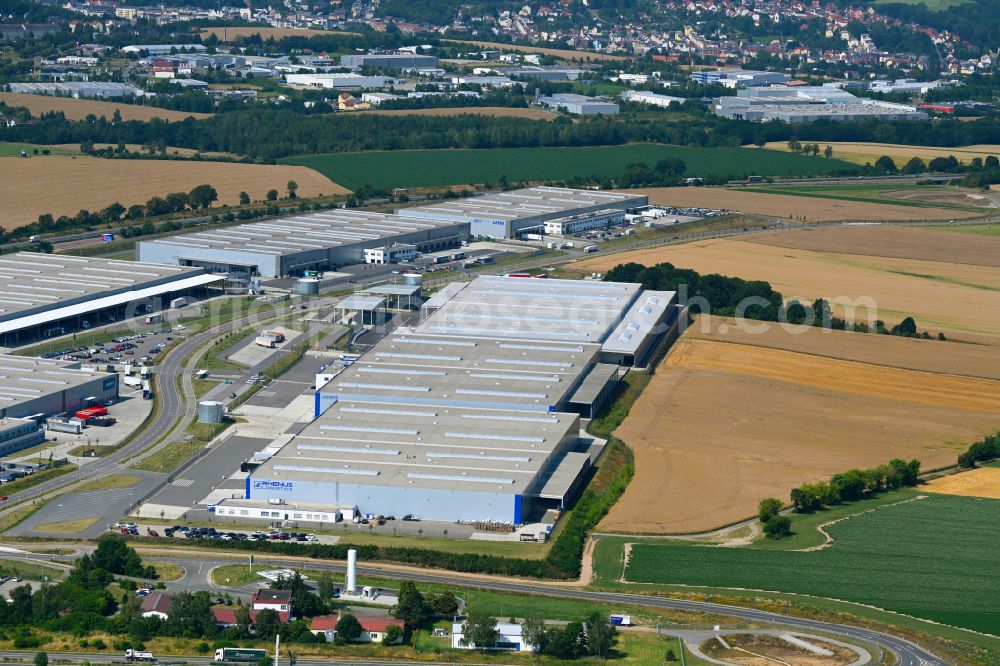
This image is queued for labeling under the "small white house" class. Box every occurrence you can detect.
[451,621,537,652]
[252,589,291,614]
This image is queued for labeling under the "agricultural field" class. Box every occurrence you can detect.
[635,185,980,221]
[745,224,1000,267]
[571,226,1000,338]
[924,467,1000,499]
[364,107,556,120]
[686,314,1000,380]
[760,140,995,165]
[599,331,1000,534]
[1,156,344,223]
[742,184,995,212]
[622,494,1000,635]
[0,92,211,122]
[282,144,859,190]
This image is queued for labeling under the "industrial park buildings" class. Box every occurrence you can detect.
[138,187,648,277]
[0,254,222,346]
[221,276,682,525]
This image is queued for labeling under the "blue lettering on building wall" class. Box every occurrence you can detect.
[253,480,294,492]
[103,377,117,391]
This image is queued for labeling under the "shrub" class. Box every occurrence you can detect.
[762,515,792,539]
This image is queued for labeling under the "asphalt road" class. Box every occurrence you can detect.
[0,651,507,665]
[136,553,944,666]
[1,540,947,665]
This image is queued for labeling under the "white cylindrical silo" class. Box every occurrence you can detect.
[346,548,357,594]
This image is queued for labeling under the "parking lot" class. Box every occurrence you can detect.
[115,521,340,545]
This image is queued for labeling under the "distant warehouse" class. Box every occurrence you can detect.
[138,187,647,275]
[283,73,400,90]
[340,53,439,69]
[9,82,145,99]
[0,254,222,347]
[396,186,645,239]
[713,86,927,123]
[538,93,619,115]
[137,210,468,278]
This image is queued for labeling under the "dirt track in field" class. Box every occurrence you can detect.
[572,233,1000,338]
[635,186,980,221]
[745,225,1000,267]
[1,156,346,222]
[923,467,1000,499]
[600,335,1000,534]
[0,92,210,122]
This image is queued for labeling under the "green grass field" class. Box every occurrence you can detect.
[623,494,1000,635]
[0,142,75,157]
[281,144,859,190]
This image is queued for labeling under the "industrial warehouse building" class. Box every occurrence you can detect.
[340,53,439,69]
[137,211,468,278]
[0,254,223,347]
[543,209,625,236]
[0,355,118,420]
[395,187,646,239]
[224,276,681,524]
[283,73,401,90]
[713,86,927,123]
[138,188,647,276]
[538,93,620,115]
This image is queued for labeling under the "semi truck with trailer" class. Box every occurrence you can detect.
[215,648,266,662]
[124,648,156,662]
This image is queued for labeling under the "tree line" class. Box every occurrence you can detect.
[604,262,944,339]
[790,459,922,514]
[6,101,1000,162]
[957,431,1000,469]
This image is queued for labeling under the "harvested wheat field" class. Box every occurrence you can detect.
[572,235,1000,338]
[761,141,1000,166]
[746,225,1000,267]
[1,156,345,223]
[689,315,1000,380]
[600,335,1000,534]
[923,467,1000,499]
[0,93,210,122]
[635,187,978,221]
[199,27,359,40]
[364,107,556,120]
